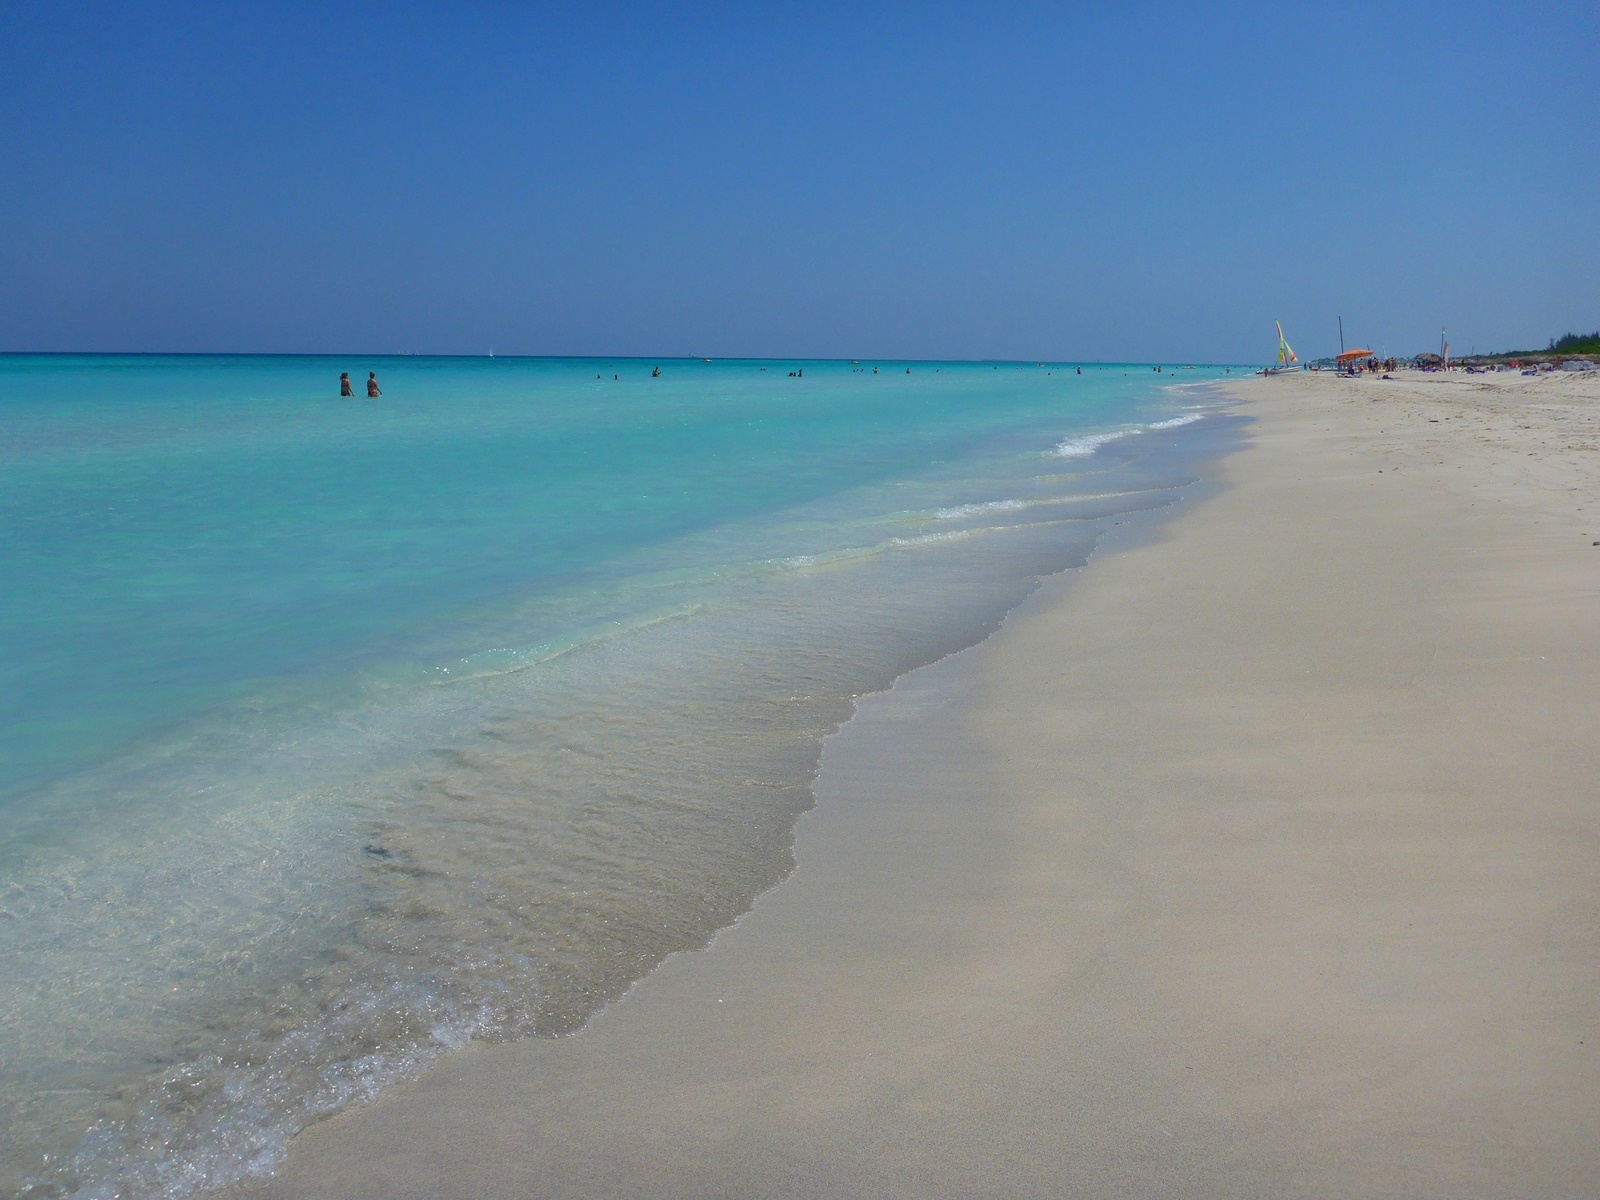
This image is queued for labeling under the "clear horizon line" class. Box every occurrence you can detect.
[1,349,1258,366]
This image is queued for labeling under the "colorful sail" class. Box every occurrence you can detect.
[1275,320,1298,365]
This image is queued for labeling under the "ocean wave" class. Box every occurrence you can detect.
[772,544,880,571]
[1052,429,1138,458]
[932,499,1028,519]
[427,606,705,683]
[889,529,984,547]
[1053,410,1211,458]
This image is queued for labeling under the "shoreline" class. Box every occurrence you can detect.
[240,369,1599,1198]
[2,363,1234,1200]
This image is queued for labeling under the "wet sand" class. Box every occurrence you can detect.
[240,368,1600,1199]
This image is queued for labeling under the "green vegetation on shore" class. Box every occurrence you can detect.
[1546,331,1600,354]
[1484,330,1600,359]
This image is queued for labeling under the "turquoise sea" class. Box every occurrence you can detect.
[0,355,1241,1198]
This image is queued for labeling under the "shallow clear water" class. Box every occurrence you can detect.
[0,355,1241,1198]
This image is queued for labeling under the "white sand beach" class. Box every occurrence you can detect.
[240,368,1600,1199]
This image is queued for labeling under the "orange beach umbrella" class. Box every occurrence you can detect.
[1336,348,1375,361]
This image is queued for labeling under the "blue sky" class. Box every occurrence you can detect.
[3,1,1594,361]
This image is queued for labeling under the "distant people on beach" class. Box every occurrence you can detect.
[367,372,382,398]
[340,373,353,397]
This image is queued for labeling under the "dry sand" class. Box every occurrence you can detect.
[241,369,1600,1199]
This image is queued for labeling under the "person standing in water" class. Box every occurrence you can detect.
[367,372,382,398]
[340,372,353,397]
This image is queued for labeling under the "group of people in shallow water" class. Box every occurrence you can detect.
[339,372,382,398]
[343,364,1118,396]
[595,367,663,380]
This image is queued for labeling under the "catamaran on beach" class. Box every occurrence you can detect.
[1260,320,1302,374]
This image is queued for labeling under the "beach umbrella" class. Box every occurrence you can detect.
[1335,349,1375,361]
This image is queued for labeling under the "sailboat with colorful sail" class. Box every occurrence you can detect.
[1260,320,1301,374]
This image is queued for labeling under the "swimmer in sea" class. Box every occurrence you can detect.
[340,372,353,396]
[367,372,382,397]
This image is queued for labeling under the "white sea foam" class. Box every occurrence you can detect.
[1054,412,1208,458]
[889,528,983,547]
[773,544,878,571]
[1053,429,1138,458]
[932,499,1028,519]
